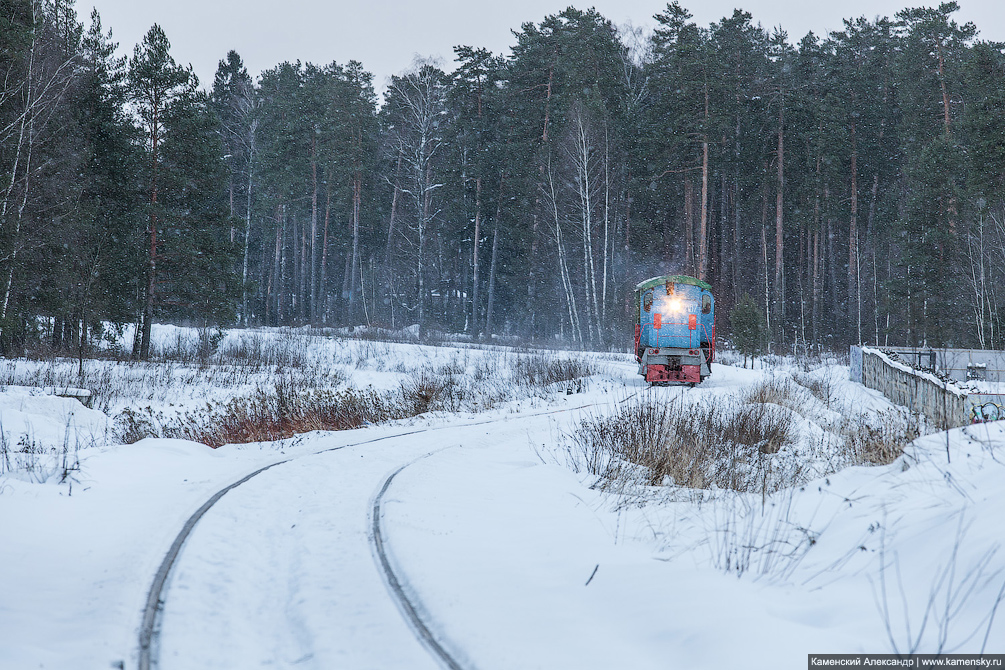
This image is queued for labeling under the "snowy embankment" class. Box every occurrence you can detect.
[0,327,1002,668]
[384,371,1005,667]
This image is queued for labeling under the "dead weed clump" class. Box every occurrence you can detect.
[0,420,84,484]
[840,409,919,466]
[567,395,798,493]
[742,377,812,418]
[513,354,597,388]
[792,369,840,409]
[398,370,463,415]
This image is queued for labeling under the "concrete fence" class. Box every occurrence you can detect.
[850,346,1005,429]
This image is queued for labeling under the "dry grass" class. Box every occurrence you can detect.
[565,367,917,497]
[742,377,805,407]
[840,409,919,465]
[757,371,920,468]
[118,381,406,448]
[793,368,840,409]
[115,348,600,448]
[708,488,818,579]
[566,395,798,493]
[0,420,82,484]
[513,354,597,388]
[5,325,604,453]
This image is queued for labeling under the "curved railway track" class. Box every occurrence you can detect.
[135,427,427,670]
[135,392,636,669]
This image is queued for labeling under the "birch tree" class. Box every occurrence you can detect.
[384,61,447,340]
[0,0,77,343]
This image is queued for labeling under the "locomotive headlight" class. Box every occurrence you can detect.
[667,298,683,313]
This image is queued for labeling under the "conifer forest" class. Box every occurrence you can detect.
[2,0,1003,356]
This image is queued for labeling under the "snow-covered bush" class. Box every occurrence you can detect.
[565,394,799,493]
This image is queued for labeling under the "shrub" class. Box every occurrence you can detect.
[566,395,797,493]
[793,368,839,409]
[840,409,919,465]
[513,354,596,388]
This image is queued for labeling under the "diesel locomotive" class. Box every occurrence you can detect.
[634,275,715,386]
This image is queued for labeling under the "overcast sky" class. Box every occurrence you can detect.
[82,0,1005,93]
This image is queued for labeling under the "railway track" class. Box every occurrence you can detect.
[135,427,428,670]
[136,395,630,669]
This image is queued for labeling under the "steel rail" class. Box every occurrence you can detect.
[371,457,468,670]
[137,458,289,670]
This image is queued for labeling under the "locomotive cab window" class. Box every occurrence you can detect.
[701,294,711,314]
[643,291,653,312]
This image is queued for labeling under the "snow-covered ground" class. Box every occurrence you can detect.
[0,326,1002,669]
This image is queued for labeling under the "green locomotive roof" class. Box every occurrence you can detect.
[634,275,712,293]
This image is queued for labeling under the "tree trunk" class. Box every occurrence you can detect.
[601,124,610,341]
[574,112,600,345]
[279,206,288,322]
[761,163,771,335]
[418,163,431,339]
[309,135,318,325]
[385,153,403,324]
[936,41,958,232]
[849,121,860,344]
[798,221,806,347]
[300,214,308,322]
[471,175,481,335]
[485,172,505,339]
[812,154,822,347]
[773,98,784,340]
[241,129,255,326]
[733,176,740,305]
[547,157,582,344]
[698,85,710,282]
[486,222,500,337]
[320,188,331,325]
[386,153,402,264]
[720,170,728,296]
[348,170,362,324]
[139,90,161,360]
[733,113,742,305]
[684,176,694,275]
[868,174,880,346]
[812,229,820,347]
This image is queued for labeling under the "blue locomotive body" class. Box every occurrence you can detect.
[634,275,715,385]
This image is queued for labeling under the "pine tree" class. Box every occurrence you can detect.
[730,293,766,367]
[59,10,143,354]
[157,84,239,325]
[894,2,975,346]
[211,50,257,324]
[127,24,194,358]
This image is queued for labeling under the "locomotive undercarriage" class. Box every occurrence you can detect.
[638,347,710,386]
